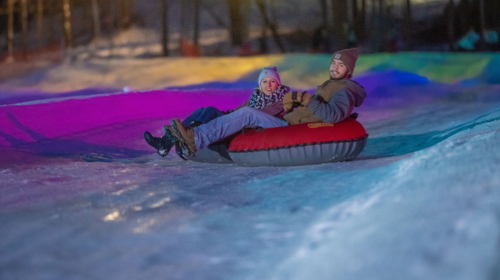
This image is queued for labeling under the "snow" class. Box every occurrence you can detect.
[1,52,500,280]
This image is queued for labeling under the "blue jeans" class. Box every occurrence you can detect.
[194,106,288,150]
[182,106,226,127]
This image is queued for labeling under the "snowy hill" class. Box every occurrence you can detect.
[1,52,500,280]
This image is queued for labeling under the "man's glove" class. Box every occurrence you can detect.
[283,91,312,112]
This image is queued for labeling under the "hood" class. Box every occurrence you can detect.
[345,79,367,107]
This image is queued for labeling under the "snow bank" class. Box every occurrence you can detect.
[271,112,500,280]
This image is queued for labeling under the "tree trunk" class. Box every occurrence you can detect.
[91,0,101,39]
[320,0,328,26]
[7,0,14,62]
[226,0,245,46]
[180,0,186,45]
[194,0,200,46]
[405,0,412,50]
[21,0,28,56]
[478,0,485,42]
[448,0,454,51]
[331,0,348,49]
[37,0,44,45]
[162,0,169,56]
[360,0,366,39]
[353,0,359,26]
[370,0,378,52]
[117,0,132,30]
[63,0,73,48]
[255,0,285,52]
[200,2,229,29]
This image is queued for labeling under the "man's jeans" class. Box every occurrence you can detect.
[194,107,288,150]
[182,106,226,127]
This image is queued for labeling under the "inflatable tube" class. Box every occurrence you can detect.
[185,138,234,163]
[228,118,368,166]
[187,118,368,166]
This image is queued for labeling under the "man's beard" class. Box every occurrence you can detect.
[330,75,344,80]
[330,72,348,80]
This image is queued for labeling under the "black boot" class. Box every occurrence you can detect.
[162,127,189,160]
[174,141,188,160]
[144,131,174,157]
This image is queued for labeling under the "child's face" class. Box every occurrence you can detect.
[260,77,279,95]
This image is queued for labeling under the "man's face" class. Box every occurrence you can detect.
[330,58,350,80]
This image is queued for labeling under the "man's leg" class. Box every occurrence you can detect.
[194,107,288,150]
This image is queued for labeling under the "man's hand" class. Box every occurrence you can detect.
[283,91,312,112]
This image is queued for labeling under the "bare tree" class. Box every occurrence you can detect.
[479,0,485,45]
[331,0,348,49]
[255,0,285,53]
[226,0,246,46]
[91,0,101,40]
[62,0,73,48]
[162,0,169,56]
[21,0,28,56]
[356,0,366,40]
[320,0,328,26]
[37,0,44,45]
[194,0,200,46]
[404,0,412,50]
[448,0,455,51]
[6,0,14,61]
[117,0,132,31]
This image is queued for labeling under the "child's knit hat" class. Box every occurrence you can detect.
[258,66,281,86]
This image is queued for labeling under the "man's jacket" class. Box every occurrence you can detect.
[284,79,367,125]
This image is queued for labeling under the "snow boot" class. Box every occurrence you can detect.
[174,140,189,160]
[164,125,187,154]
[143,131,173,157]
[166,119,197,155]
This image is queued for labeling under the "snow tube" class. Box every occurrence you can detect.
[187,118,368,166]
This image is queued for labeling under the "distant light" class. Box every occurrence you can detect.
[123,86,133,92]
[103,211,120,221]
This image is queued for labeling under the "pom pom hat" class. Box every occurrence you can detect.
[258,66,281,87]
[331,48,359,78]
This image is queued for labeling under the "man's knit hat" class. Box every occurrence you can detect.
[258,66,281,86]
[331,48,359,78]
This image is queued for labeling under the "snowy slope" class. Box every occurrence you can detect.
[1,53,500,280]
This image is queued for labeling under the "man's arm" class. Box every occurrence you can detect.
[307,89,355,123]
[260,101,285,117]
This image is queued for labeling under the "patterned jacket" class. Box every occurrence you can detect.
[230,85,290,119]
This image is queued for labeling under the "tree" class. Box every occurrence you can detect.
[448,0,455,51]
[255,0,285,53]
[161,0,169,56]
[91,0,101,40]
[404,0,412,50]
[331,0,348,49]
[62,0,73,48]
[6,0,14,61]
[194,0,200,46]
[226,0,248,46]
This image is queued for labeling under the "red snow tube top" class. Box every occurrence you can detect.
[227,118,368,166]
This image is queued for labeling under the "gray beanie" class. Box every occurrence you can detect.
[258,66,281,86]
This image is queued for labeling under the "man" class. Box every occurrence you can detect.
[167,48,367,155]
